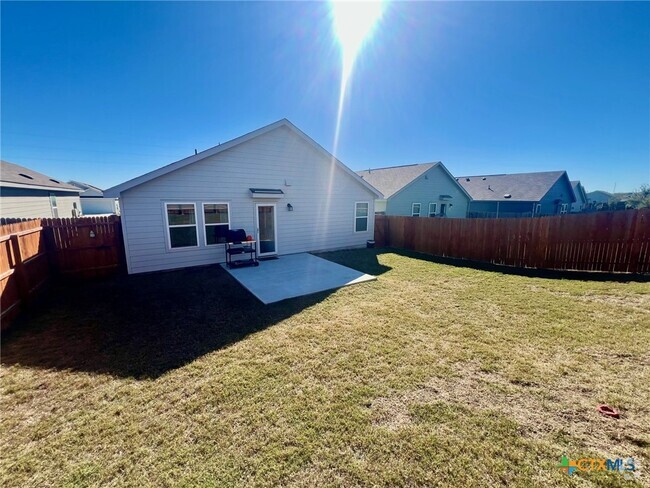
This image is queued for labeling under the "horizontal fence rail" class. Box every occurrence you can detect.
[374,209,650,274]
[0,216,125,329]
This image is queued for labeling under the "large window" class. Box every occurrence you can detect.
[355,202,369,232]
[203,203,230,245]
[428,202,437,217]
[165,203,198,249]
[411,203,421,217]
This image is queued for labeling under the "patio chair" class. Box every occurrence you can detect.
[225,229,259,269]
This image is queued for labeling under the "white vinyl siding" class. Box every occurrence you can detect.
[411,203,421,217]
[354,202,369,232]
[0,193,81,219]
[120,126,376,274]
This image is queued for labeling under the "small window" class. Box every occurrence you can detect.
[165,203,198,249]
[49,193,59,218]
[428,203,437,217]
[355,202,369,232]
[560,203,568,215]
[411,203,421,217]
[203,203,230,245]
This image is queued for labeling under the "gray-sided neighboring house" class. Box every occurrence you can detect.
[104,119,382,275]
[69,180,120,215]
[570,180,588,213]
[458,171,576,218]
[0,160,81,219]
[356,162,471,218]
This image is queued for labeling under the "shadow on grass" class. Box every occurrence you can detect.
[1,250,390,380]
[312,248,392,276]
[380,247,650,283]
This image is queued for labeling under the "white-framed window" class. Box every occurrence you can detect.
[49,192,59,218]
[411,203,421,217]
[164,202,198,249]
[560,203,568,215]
[203,202,230,246]
[354,202,369,232]
[428,202,437,217]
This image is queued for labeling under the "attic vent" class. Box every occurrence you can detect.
[465,178,470,182]
[19,173,34,180]
[504,194,512,199]
[482,177,486,180]
[49,178,60,184]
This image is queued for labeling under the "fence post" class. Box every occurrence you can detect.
[9,234,30,303]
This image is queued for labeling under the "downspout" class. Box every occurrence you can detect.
[496,201,500,218]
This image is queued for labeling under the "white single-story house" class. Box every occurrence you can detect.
[586,190,613,205]
[0,160,82,219]
[356,162,471,218]
[104,119,382,274]
[69,180,120,215]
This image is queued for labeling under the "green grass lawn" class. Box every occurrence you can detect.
[1,249,648,487]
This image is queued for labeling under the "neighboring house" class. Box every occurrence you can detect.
[356,162,471,218]
[104,119,382,275]
[586,190,613,206]
[69,180,120,215]
[570,180,588,213]
[0,160,82,219]
[458,171,576,218]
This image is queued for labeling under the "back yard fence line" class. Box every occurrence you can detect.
[374,209,650,274]
[0,216,125,328]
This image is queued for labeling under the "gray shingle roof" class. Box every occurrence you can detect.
[356,163,437,198]
[456,171,567,201]
[1,160,80,191]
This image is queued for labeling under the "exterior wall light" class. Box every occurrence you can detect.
[287,203,293,212]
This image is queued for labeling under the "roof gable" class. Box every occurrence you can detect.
[105,119,381,198]
[457,171,572,202]
[0,160,81,192]
[356,162,471,200]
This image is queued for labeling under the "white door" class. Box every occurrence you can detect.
[256,203,277,256]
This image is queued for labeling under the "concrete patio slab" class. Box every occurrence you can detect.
[221,253,376,304]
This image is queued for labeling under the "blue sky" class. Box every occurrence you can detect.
[2,1,648,192]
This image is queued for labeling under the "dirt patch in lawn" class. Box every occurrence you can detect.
[371,362,648,460]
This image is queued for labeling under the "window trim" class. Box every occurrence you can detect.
[428,202,437,217]
[411,202,421,217]
[202,202,231,247]
[560,203,568,215]
[354,201,369,233]
[163,202,199,251]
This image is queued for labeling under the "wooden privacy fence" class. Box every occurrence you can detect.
[1,216,125,328]
[374,209,650,274]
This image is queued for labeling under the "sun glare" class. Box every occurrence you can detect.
[331,0,385,87]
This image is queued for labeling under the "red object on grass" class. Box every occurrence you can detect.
[597,404,620,418]
[246,235,253,241]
